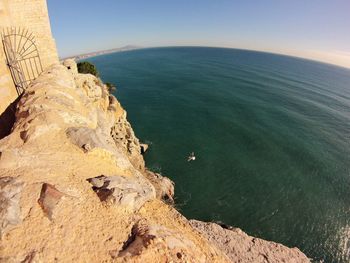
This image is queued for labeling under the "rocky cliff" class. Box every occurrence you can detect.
[0,61,310,262]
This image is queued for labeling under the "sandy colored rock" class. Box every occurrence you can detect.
[190,220,310,263]
[38,183,65,220]
[62,59,78,75]
[111,111,145,170]
[143,170,175,203]
[0,62,309,262]
[0,177,24,237]
[140,143,149,154]
[117,218,208,262]
[87,175,154,210]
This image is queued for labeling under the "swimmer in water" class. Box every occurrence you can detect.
[187,152,196,162]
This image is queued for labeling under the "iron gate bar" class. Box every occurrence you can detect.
[1,27,43,95]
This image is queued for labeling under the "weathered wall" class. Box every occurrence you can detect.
[0,0,58,115]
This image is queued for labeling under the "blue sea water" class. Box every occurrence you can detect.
[88,47,350,262]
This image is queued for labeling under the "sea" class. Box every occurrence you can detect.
[87,47,350,262]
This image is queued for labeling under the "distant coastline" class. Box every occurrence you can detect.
[62,45,141,61]
[64,45,350,70]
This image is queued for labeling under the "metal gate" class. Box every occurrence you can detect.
[1,27,43,95]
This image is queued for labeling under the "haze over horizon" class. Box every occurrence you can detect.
[48,0,350,69]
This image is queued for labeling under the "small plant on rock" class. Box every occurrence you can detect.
[77,61,99,77]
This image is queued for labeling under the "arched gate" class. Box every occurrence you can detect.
[1,27,43,95]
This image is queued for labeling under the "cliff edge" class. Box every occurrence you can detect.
[0,61,310,262]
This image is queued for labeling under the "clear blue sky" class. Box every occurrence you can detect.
[47,0,350,68]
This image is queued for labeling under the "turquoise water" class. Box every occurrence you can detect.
[88,47,350,262]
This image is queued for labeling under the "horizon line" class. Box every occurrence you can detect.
[63,45,350,71]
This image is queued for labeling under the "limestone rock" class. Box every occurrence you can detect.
[189,220,310,263]
[87,175,155,210]
[74,74,104,102]
[115,219,206,262]
[143,170,174,203]
[0,177,24,236]
[66,126,116,155]
[111,114,145,170]
[140,143,148,154]
[38,183,64,220]
[62,59,78,75]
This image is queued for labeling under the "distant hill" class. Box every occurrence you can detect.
[63,45,141,61]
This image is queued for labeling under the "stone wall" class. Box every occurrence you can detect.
[0,0,58,115]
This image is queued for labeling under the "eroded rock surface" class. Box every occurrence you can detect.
[140,143,148,154]
[115,219,205,262]
[143,170,174,203]
[111,112,145,170]
[190,220,310,262]
[38,183,65,220]
[0,177,23,236]
[87,175,154,210]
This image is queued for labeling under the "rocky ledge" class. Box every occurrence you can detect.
[0,60,310,262]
